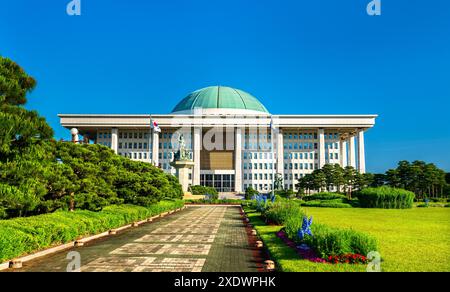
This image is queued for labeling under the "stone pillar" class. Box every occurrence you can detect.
[171,161,195,193]
[234,127,243,193]
[348,135,356,168]
[193,127,201,186]
[111,128,118,154]
[276,129,284,177]
[339,139,348,168]
[357,129,366,173]
[318,128,326,168]
[152,131,159,167]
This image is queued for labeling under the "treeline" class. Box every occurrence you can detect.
[0,56,182,219]
[372,161,448,199]
[296,164,373,198]
[296,161,449,200]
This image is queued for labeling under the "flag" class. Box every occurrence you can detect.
[270,116,276,131]
[151,119,161,133]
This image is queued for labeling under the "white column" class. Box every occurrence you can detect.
[339,139,348,167]
[152,131,159,167]
[193,127,201,186]
[348,135,356,168]
[318,128,326,168]
[111,128,118,154]
[276,129,284,176]
[357,129,366,173]
[234,127,243,193]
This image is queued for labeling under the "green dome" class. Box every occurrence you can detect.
[171,86,269,114]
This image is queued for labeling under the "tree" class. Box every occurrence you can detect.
[343,166,357,199]
[371,173,386,187]
[0,56,36,106]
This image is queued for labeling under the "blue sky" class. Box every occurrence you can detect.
[1,0,449,173]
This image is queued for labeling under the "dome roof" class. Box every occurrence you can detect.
[171,86,269,114]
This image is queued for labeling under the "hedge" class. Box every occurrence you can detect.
[303,193,347,202]
[189,185,218,200]
[357,186,415,209]
[0,200,184,262]
[302,200,352,208]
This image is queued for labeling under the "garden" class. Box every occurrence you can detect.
[244,189,450,272]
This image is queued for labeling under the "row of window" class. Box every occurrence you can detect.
[244,173,274,181]
[243,163,275,170]
[283,133,339,140]
[284,163,317,170]
[119,132,150,140]
[243,152,274,160]
[119,152,149,160]
[119,142,149,150]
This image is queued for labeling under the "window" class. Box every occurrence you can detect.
[143,153,147,159]
[118,143,122,149]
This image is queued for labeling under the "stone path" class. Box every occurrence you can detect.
[13,206,259,272]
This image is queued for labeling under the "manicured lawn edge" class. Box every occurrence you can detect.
[0,200,184,265]
[243,205,295,272]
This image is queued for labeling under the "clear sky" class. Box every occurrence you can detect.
[1,0,449,173]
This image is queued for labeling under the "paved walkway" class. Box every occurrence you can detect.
[14,206,259,272]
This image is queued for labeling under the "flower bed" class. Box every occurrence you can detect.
[255,196,377,264]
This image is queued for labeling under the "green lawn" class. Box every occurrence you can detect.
[245,206,450,272]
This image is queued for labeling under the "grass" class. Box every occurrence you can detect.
[244,206,450,272]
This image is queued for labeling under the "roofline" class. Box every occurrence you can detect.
[58,114,379,118]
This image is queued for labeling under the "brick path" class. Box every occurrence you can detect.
[14,206,259,272]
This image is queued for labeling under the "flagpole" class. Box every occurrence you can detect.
[271,115,275,199]
[149,115,154,166]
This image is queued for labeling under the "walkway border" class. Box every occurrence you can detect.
[0,206,187,271]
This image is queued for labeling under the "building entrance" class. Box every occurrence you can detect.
[200,173,235,192]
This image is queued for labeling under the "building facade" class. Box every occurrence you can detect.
[59,86,377,193]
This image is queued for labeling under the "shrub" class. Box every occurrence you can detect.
[264,200,304,225]
[302,200,352,208]
[244,186,258,200]
[303,192,347,202]
[357,186,415,209]
[0,200,184,262]
[189,185,218,200]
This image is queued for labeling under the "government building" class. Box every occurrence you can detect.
[59,86,377,193]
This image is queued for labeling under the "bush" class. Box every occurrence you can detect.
[303,193,347,202]
[264,200,304,225]
[302,200,352,208]
[189,185,218,200]
[357,186,415,209]
[274,189,296,199]
[244,186,258,200]
[286,222,378,259]
[0,200,184,262]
